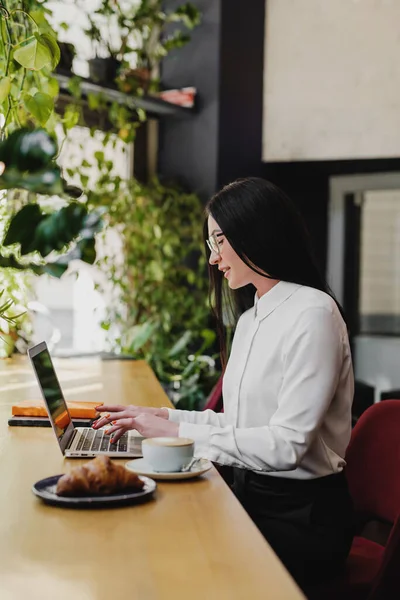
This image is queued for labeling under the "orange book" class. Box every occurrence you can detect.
[12,400,103,419]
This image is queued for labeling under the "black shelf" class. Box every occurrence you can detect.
[55,73,194,119]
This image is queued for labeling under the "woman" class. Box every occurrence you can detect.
[93,177,354,588]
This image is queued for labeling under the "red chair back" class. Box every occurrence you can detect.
[345,400,400,523]
[203,376,223,412]
[307,400,400,600]
[368,515,400,600]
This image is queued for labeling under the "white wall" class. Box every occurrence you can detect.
[263,0,400,161]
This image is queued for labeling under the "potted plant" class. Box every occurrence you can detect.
[84,8,129,85]
[120,0,201,93]
[82,0,200,92]
[56,42,76,75]
[129,1,201,76]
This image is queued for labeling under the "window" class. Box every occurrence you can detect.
[33,126,133,355]
[359,190,400,335]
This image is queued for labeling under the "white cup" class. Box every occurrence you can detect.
[142,437,194,472]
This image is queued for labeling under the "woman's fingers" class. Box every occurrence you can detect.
[92,414,110,429]
[108,427,128,444]
[92,410,135,429]
[103,414,178,443]
[103,417,137,444]
[109,417,135,431]
[95,404,133,413]
[92,405,164,430]
[92,413,111,428]
[104,418,134,435]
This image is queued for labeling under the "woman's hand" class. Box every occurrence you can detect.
[105,413,179,443]
[93,404,169,429]
[92,404,178,443]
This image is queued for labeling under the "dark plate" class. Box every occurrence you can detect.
[32,475,156,508]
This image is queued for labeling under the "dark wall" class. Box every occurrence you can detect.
[259,158,400,273]
[158,0,221,200]
[217,0,265,188]
[159,0,400,274]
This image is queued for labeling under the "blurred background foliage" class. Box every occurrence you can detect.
[0,1,216,409]
[89,172,218,410]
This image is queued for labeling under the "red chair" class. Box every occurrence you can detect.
[203,375,223,412]
[307,400,400,600]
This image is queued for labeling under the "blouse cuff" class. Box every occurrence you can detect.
[179,422,212,458]
[164,407,180,422]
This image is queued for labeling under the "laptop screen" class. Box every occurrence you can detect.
[30,346,72,444]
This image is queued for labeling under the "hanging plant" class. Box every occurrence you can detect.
[0,128,104,277]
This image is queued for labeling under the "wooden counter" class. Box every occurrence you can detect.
[0,356,304,600]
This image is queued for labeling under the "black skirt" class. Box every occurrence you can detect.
[232,468,354,589]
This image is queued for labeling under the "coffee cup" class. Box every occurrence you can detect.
[142,437,194,472]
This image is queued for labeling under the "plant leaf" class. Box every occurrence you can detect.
[13,37,53,71]
[3,204,45,254]
[32,202,88,257]
[62,105,80,131]
[44,77,59,98]
[0,128,57,171]
[29,9,57,36]
[42,262,68,278]
[38,33,60,70]
[0,76,11,103]
[67,75,82,99]
[87,92,100,110]
[0,166,64,195]
[60,179,83,199]
[24,92,54,125]
[78,238,97,264]
[124,323,156,353]
[49,238,97,270]
[174,4,201,28]
[168,330,192,358]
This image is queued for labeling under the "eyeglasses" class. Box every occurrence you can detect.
[206,232,224,256]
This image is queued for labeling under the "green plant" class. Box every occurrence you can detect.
[84,5,129,64]
[0,2,105,275]
[1,2,210,404]
[0,2,104,341]
[88,174,218,410]
[0,128,104,277]
[0,1,86,142]
[0,276,30,357]
[130,0,201,74]
[0,0,61,133]
[82,0,200,92]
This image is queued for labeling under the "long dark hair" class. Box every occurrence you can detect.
[203,177,345,367]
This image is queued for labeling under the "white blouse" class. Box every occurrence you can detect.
[167,281,354,480]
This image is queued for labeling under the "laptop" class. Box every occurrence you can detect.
[28,341,143,458]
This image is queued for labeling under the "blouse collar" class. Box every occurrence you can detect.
[253,281,302,322]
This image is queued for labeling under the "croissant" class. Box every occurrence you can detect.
[56,455,144,496]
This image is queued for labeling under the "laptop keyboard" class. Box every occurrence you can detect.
[72,428,138,453]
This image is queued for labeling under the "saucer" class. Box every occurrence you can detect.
[125,458,212,480]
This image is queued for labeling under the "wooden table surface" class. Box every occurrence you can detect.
[0,356,304,600]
